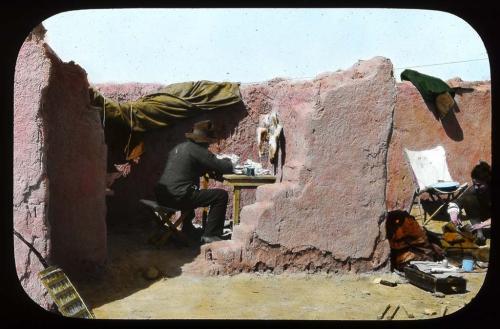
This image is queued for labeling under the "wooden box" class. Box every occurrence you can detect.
[404,265,467,294]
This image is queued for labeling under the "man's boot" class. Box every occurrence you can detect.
[181,221,203,239]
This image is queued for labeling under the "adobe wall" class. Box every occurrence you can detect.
[386,80,491,211]
[87,58,491,276]
[14,29,53,310]
[13,29,107,309]
[201,57,396,274]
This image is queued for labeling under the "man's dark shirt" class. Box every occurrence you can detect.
[158,140,233,200]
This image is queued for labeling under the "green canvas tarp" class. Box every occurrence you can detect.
[90,80,243,133]
[90,80,243,161]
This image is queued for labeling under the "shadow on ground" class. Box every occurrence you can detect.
[72,220,203,309]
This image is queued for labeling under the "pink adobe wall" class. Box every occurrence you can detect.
[42,52,108,278]
[13,28,108,310]
[14,31,53,310]
[201,57,396,274]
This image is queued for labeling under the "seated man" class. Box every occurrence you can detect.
[155,120,234,244]
[447,161,491,246]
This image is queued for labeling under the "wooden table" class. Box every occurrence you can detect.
[223,174,276,225]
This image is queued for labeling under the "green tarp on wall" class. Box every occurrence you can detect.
[90,80,243,132]
[90,80,243,161]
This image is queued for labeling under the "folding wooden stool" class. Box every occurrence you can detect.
[139,199,190,247]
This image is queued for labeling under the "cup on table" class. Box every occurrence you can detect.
[244,167,255,176]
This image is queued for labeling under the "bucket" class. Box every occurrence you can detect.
[462,257,474,272]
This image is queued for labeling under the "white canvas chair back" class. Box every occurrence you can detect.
[404,145,454,191]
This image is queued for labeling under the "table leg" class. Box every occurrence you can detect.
[233,187,241,225]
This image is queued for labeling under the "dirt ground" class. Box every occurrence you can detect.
[73,211,489,320]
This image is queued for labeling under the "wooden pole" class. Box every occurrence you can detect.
[233,187,241,225]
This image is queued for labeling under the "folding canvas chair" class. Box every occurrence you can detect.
[404,145,468,225]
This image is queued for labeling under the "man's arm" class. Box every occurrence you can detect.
[194,146,234,177]
[472,218,491,230]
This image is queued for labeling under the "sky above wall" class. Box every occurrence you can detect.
[42,8,490,85]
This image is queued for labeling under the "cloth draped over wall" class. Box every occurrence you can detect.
[386,210,441,271]
[89,80,243,161]
[400,69,456,119]
[400,69,455,102]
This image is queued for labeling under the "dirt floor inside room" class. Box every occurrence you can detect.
[72,206,489,320]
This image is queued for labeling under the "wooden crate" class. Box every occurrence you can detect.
[404,265,466,294]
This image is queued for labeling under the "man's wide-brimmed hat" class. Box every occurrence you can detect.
[185,120,218,143]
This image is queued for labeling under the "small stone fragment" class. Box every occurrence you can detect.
[143,266,160,280]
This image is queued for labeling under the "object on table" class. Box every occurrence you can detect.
[409,260,460,274]
[216,153,240,166]
[242,159,271,175]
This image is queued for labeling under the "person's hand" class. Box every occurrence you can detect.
[449,210,461,226]
[472,219,491,231]
[471,223,483,231]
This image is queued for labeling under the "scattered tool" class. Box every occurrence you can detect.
[387,304,400,320]
[377,304,391,319]
[441,305,448,316]
[380,279,398,287]
[401,305,414,318]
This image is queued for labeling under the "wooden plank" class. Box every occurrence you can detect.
[401,305,414,318]
[223,175,276,187]
[222,175,275,225]
[387,304,400,320]
[233,187,241,225]
[223,174,276,180]
[224,182,272,187]
[377,304,391,319]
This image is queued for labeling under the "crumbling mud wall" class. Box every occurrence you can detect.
[202,57,396,274]
[14,28,53,310]
[13,28,107,308]
[386,80,491,211]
